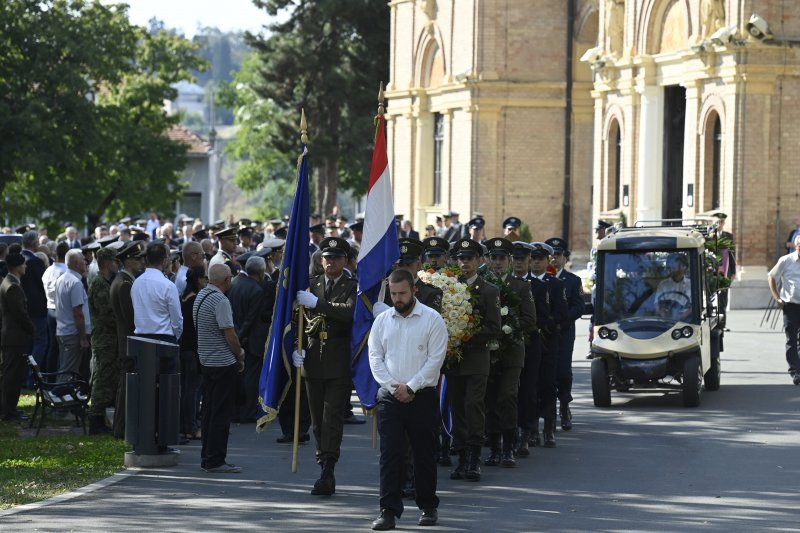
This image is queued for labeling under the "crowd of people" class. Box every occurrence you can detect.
[0,209,590,530]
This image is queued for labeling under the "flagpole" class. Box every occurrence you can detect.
[292,109,309,474]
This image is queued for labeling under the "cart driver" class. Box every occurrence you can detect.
[654,253,692,320]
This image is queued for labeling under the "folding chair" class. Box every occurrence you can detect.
[26,355,90,436]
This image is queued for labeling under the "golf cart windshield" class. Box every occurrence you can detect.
[598,250,699,325]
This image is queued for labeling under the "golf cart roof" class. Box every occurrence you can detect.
[598,224,706,252]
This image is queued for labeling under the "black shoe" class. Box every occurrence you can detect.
[343,413,367,424]
[543,420,556,448]
[484,449,501,466]
[419,508,438,526]
[530,430,541,447]
[276,434,292,443]
[372,509,396,531]
[516,431,530,457]
[311,461,336,496]
[793,374,800,386]
[560,404,573,431]
[450,451,467,480]
[465,446,481,481]
[501,450,516,468]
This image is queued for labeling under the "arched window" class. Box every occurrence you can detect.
[432,113,444,205]
[607,119,622,210]
[702,111,722,211]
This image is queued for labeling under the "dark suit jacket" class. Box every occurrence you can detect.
[447,277,501,376]
[0,274,34,346]
[109,270,136,359]
[405,230,420,240]
[302,273,357,380]
[443,223,465,243]
[21,249,47,318]
[556,269,585,331]
[228,274,269,357]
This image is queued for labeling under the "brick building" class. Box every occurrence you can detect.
[388,0,800,295]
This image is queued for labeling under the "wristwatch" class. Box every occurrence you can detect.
[406,385,415,396]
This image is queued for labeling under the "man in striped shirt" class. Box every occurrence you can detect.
[193,263,245,473]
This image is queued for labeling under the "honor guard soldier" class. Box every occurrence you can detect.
[446,238,501,482]
[467,217,485,243]
[503,217,522,242]
[237,225,256,252]
[545,238,585,431]
[209,226,240,275]
[385,239,443,313]
[292,237,358,496]
[422,237,450,270]
[483,238,536,468]
[526,242,567,448]
[109,241,146,438]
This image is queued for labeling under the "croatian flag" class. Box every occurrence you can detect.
[350,113,399,411]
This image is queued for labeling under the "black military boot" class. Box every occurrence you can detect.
[88,415,111,435]
[530,419,541,447]
[438,435,452,466]
[311,459,336,495]
[450,450,468,480]
[465,446,482,481]
[516,429,530,457]
[560,402,573,431]
[483,433,501,466]
[501,429,516,468]
[543,418,556,448]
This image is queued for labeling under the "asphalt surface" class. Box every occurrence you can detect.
[2,309,800,532]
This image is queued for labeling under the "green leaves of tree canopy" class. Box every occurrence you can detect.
[245,0,390,216]
[0,0,207,228]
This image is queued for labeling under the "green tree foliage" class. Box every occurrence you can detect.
[247,0,390,216]
[0,0,206,228]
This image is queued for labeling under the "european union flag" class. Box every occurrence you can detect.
[257,142,310,430]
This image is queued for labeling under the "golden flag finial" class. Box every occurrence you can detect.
[377,82,385,118]
[300,108,308,144]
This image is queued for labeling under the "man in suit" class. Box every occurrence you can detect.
[65,226,82,250]
[401,219,420,241]
[545,238,585,431]
[446,238,501,482]
[443,212,465,243]
[20,230,48,372]
[109,241,146,438]
[0,253,34,420]
[292,237,358,496]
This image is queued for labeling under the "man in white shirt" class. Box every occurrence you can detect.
[54,249,91,380]
[768,234,800,385]
[174,241,206,296]
[145,212,161,240]
[42,241,69,373]
[368,269,448,531]
[654,253,692,321]
[131,242,183,344]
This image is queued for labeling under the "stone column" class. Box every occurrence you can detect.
[635,85,664,224]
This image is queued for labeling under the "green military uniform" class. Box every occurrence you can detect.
[301,237,357,495]
[87,261,119,427]
[445,238,501,481]
[482,238,537,467]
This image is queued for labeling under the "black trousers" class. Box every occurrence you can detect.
[536,334,559,421]
[556,325,576,404]
[378,387,439,518]
[783,302,800,374]
[0,345,25,419]
[237,350,264,422]
[200,363,238,469]
[278,376,311,436]
[518,334,541,431]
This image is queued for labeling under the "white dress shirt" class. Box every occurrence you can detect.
[42,262,67,310]
[54,269,91,336]
[769,251,800,303]
[368,298,448,394]
[131,267,183,338]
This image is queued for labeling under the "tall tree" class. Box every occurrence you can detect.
[0,0,206,228]
[248,0,390,215]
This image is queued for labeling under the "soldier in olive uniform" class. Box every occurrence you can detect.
[422,237,450,270]
[293,237,357,496]
[87,246,120,435]
[483,238,536,468]
[109,241,146,438]
[446,238,501,482]
[209,226,240,275]
[386,238,443,312]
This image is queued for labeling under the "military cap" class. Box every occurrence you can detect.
[236,250,254,264]
[238,218,252,228]
[423,236,450,254]
[473,212,485,219]
[269,218,284,227]
[435,216,443,222]
[95,246,118,263]
[97,234,119,247]
[254,246,273,258]
[215,226,238,240]
[452,238,483,257]
[320,237,351,257]
[194,228,209,240]
[348,221,364,232]
[261,238,285,250]
[712,212,727,220]
[485,237,514,256]
[119,216,132,225]
[211,219,226,230]
[503,217,522,229]
[355,212,365,222]
[81,241,101,252]
[130,226,148,241]
[512,241,532,258]
[309,223,326,236]
[108,240,127,252]
[169,248,181,262]
[337,216,348,223]
[398,238,424,264]
[394,214,404,221]
[529,242,554,257]
[444,210,459,218]
[15,223,35,234]
[544,237,568,254]
[274,227,288,239]
[595,220,613,230]
[467,217,485,230]
[237,226,253,238]
[135,219,147,226]
[6,253,25,268]
[117,241,146,261]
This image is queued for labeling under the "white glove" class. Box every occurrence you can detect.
[296,291,318,309]
[292,349,306,368]
[372,302,391,318]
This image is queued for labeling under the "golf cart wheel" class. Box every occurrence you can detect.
[682,355,702,407]
[591,357,611,407]
[704,330,721,391]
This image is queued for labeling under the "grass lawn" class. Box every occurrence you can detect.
[0,393,127,510]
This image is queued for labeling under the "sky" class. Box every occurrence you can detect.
[109,0,273,38]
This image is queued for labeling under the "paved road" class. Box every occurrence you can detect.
[3,310,800,532]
